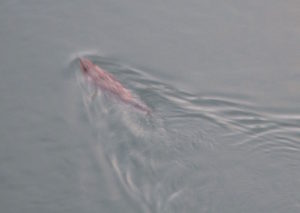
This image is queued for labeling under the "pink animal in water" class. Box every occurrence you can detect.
[79,57,151,114]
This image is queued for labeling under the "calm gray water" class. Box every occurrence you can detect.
[1,1,300,212]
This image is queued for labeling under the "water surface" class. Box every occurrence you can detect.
[1,1,300,213]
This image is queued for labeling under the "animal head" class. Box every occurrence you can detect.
[79,57,94,74]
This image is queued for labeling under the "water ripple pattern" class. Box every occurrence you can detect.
[68,53,300,213]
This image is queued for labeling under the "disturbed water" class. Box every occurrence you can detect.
[1,1,300,213]
[66,54,300,213]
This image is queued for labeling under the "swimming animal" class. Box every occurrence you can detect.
[79,57,151,114]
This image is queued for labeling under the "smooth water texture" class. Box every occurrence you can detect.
[1,1,300,213]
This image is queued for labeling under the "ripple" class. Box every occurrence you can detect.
[68,53,300,213]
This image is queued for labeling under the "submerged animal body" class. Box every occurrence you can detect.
[79,57,151,113]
